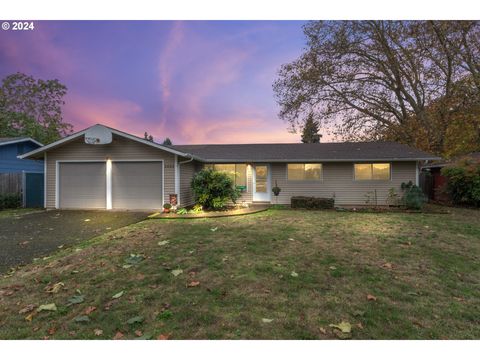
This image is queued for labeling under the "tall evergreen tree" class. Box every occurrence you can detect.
[162,137,172,145]
[301,113,322,143]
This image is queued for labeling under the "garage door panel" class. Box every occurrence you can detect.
[59,162,106,209]
[112,162,163,209]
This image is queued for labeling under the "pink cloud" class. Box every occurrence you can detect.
[63,93,159,139]
[0,24,74,78]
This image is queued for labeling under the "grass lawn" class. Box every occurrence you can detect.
[0,206,479,339]
[0,208,42,219]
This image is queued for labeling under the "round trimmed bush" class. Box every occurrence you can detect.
[191,168,240,210]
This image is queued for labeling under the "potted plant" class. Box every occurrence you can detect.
[163,203,172,213]
[272,180,281,204]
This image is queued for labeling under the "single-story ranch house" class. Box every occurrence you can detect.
[19,124,440,210]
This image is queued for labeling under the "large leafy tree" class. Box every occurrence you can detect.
[274,21,480,156]
[0,73,72,144]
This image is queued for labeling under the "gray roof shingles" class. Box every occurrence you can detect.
[171,141,440,162]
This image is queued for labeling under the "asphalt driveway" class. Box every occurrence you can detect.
[0,210,149,274]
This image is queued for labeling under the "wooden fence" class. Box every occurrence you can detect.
[0,173,22,195]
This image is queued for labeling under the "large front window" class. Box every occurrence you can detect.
[205,164,247,189]
[287,163,322,181]
[354,163,391,180]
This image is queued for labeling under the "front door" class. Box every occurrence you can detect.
[253,164,271,202]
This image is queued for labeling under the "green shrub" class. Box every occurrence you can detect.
[0,193,21,210]
[401,182,426,210]
[163,203,172,209]
[188,204,203,214]
[191,168,240,210]
[441,158,480,207]
[291,196,334,209]
[176,207,188,215]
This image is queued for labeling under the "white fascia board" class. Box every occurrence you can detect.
[2,137,43,148]
[18,124,192,159]
[201,157,442,163]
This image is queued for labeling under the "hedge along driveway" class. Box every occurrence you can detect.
[0,210,149,274]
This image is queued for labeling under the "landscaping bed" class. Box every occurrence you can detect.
[148,205,269,219]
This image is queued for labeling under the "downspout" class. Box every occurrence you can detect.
[178,154,194,165]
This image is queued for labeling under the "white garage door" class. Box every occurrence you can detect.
[112,161,163,210]
[59,162,106,209]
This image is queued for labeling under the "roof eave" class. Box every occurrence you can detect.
[18,125,190,159]
[1,138,43,148]
[198,157,442,163]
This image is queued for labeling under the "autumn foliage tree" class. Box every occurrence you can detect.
[0,73,72,144]
[274,21,480,157]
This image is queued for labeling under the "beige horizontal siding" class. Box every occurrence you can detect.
[46,135,175,208]
[179,160,197,207]
[271,162,417,206]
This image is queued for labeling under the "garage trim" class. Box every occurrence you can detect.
[56,159,165,210]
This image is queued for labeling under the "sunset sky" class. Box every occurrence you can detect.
[0,21,317,144]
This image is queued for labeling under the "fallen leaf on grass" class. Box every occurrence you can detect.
[319,327,327,334]
[171,269,183,277]
[187,281,200,288]
[94,329,103,336]
[127,316,144,325]
[356,322,364,329]
[352,310,365,317]
[84,219,91,222]
[134,330,143,337]
[74,315,90,323]
[290,271,299,277]
[37,303,57,312]
[329,321,353,338]
[67,294,85,306]
[329,321,352,333]
[18,304,36,314]
[124,254,145,266]
[45,282,65,294]
[113,331,124,340]
[48,327,56,335]
[210,227,218,232]
[157,333,170,340]
[381,262,393,269]
[157,240,169,246]
[25,312,35,322]
[262,318,274,323]
[366,294,377,301]
[84,306,97,315]
[112,291,124,299]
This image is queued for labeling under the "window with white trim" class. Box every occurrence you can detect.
[287,163,322,180]
[354,163,391,180]
[205,164,247,189]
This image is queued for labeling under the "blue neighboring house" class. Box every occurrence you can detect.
[0,137,44,173]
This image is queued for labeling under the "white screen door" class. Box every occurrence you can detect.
[253,164,271,202]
